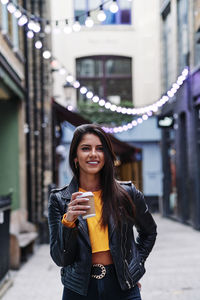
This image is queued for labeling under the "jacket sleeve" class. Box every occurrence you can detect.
[48,192,78,267]
[131,184,157,262]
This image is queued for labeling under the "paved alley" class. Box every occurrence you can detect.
[1,214,200,300]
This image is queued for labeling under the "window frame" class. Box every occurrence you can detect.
[76,55,132,102]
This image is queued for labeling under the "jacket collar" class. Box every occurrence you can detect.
[61,176,78,200]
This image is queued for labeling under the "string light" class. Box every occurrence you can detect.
[7,3,16,14]
[18,15,28,26]
[43,50,51,59]
[63,20,72,34]
[1,0,9,5]
[109,0,119,13]
[27,30,34,39]
[35,40,43,49]
[72,17,81,32]
[14,9,22,19]
[85,12,94,28]
[4,0,124,37]
[97,5,107,22]
[44,21,51,34]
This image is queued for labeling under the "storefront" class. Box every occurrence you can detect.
[159,68,200,230]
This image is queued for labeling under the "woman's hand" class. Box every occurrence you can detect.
[65,192,90,222]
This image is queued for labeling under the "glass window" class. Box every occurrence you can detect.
[74,0,131,25]
[177,0,189,72]
[76,56,132,103]
[162,9,174,89]
[77,58,103,77]
[194,0,200,66]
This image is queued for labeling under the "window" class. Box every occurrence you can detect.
[76,56,132,103]
[177,0,189,72]
[74,0,131,25]
[194,0,200,66]
[0,1,23,52]
[162,5,174,90]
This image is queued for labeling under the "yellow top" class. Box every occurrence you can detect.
[62,188,110,253]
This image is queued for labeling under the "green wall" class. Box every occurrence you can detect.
[0,99,20,210]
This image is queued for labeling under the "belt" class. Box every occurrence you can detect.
[91,264,114,280]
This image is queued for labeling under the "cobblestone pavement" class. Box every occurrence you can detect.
[2,214,200,300]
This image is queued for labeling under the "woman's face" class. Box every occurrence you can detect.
[75,133,105,176]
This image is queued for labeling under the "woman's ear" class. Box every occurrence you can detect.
[74,158,78,169]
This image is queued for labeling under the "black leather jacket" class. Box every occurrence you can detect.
[48,177,157,296]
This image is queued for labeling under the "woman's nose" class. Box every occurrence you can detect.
[89,148,97,156]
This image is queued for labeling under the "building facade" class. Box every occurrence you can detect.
[50,0,163,205]
[159,0,200,229]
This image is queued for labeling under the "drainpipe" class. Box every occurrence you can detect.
[23,0,32,222]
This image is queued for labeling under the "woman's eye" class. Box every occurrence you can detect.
[81,147,90,151]
[97,147,103,151]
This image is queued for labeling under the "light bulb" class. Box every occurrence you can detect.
[33,22,41,33]
[97,10,106,22]
[92,96,99,103]
[80,87,87,94]
[85,16,94,28]
[73,21,81,32]
[28,20,35,31]
[27,30,34,39]
[44,23,51,34]
[63,25,72,34]
[73,81,80,88]
[86,91,93,99]
[1,0,9,5]
[35,40,42,49]
[14,9,22,19]
[59,68,66,75]
[18,15,28,26]
[7,3,16,14]
[43,50,51,59]
[109,1,119,13]
[66,75,74,83]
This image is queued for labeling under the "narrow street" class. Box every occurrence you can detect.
[2,214,200,300]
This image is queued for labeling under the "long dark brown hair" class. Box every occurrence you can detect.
[69,124,135,228]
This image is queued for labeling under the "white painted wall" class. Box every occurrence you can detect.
[50,0,161,108]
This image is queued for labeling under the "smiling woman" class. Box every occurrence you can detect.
[48,124,157,300]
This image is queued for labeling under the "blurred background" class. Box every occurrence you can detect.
[0,0,200,299]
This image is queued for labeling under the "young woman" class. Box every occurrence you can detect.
[48,124,157,300]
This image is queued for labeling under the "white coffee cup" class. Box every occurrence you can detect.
[77,192,96,219]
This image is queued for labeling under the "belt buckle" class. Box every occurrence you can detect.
[91,264,106,279]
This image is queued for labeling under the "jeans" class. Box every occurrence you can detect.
[62,265,142,300]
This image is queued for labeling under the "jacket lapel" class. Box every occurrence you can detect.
[61,177,91,248]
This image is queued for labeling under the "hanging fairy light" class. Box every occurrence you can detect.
[44,20,51,34]
[14,9,22,19]
[86,91,93,99]
[72,17,81,32]
[18,15,28,26]
[59,67,66,75]
[80,86,87,94]
[43,50,51,59]
[53,20,61,34]
[1,0,9,5]
[109,0,119,13]
[66,74,74,83]
[73,81,80,88]
[35,40,43,49]
[27,30,34,39]
[63,20,72,34]
[85,12,94,28]
[33,21,41,33]
[97,5,106,22]
[28,20,35,31]
[92,96,99,103]
[7,2,16,14]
